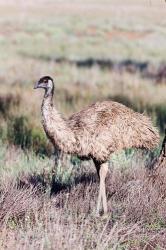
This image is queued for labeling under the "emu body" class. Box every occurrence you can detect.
[34,76,159,215]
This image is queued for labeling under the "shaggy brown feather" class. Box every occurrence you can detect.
[68,101,159,162]
[35,76,160,215]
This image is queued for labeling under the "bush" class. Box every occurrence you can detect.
[146,104,166,133]
[0,94,20,118]
[6,115,50,155]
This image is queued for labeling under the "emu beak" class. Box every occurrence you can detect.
[34,82,39,89]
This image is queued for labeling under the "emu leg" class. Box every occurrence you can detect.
[100,162,108,214]
[50,149,61,196]
[94,161,108,215]
[52,150,61,176]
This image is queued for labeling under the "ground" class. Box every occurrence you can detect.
[0,0,166,249]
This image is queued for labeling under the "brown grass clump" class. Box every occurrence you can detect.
[0,180,42,226]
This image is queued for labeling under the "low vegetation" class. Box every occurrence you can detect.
[0,142,166,249]
[0,0,166,249]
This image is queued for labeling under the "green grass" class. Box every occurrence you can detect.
[0,140,50,181]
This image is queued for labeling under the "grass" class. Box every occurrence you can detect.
[0,0,166,80]
[0,0,166,62]
[0,71,165,155]
[0,141,166,249]
[0,0,166,249]
[0,0,166,141]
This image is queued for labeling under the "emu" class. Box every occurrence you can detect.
[34,76,159,215]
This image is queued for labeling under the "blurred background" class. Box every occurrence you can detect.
[0,0,166,155]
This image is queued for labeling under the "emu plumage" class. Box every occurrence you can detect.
[35,76,160,215]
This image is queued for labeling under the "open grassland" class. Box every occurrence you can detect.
[0,0,166,62]
[0,0,166,249]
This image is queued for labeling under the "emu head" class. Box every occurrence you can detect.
[34,76,54,97]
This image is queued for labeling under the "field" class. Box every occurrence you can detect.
[0,0,166,249]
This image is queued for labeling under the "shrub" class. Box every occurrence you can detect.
[0,94,20,118]
[6,115,50,155]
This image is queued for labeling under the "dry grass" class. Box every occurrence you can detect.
[0,142,166,249]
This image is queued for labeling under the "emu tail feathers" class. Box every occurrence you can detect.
[136,115,160,150]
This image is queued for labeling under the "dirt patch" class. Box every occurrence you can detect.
[75,27,151,40]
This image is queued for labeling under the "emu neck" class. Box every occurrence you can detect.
[43,91,53,107]
[44,87,54,103]
[41,94,76,153]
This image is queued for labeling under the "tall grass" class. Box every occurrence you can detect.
[0,72,165,156]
